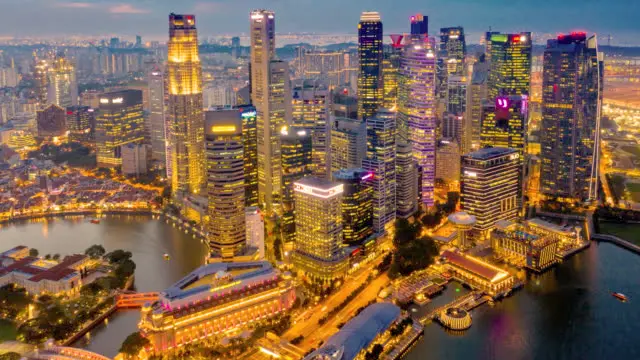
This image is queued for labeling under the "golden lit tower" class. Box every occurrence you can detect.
[358,11,384,120]
[47,54,78,109]
[167,14,205,196]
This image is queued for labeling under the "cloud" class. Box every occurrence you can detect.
[55,1,95,8]
[109,4,150,14]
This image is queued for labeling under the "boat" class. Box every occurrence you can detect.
[90,219,100,224]
[611,292,628,302]
[163,253,170,261]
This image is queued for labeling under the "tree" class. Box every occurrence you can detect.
[162,186,171,199]
[52,254,61,261]
[44,254,52,260]
[105,249,133,264]
[28,248,39,257]
[85,244,106,259]
[0,352,21,360]
[119,332,150,358]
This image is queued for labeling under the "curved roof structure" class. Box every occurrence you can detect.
[304,302,401,360]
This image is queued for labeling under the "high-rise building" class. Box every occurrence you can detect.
[205,109,246,259]
[231,36,241,59]
[332,93,358,120]
[240,106,259,207]
[480,95,528,156]
[383,41,402,109]
[65,106,93,142]
[147,67,166,163]
[447,75,468,117]
[438,27,466,101]
[333,168,374,246]
[36,104,66,139]
[291,81,330,179]
[362,109,396,233]
[301,50,352,89]
[461,147,522,236]
[47,55,78,109]
[281,129,313,243]
[121,143,148,176]
[436,138,461,186]
[358,12,384,120]
[540,33,603,202]
[398,36,437,207]
[246,207,265,259]
[33,58,49,106]
[330,117,367,176]
[395,141,419,218]
[251,10,292,212]
[292,177,348,288]
[167,14,205,196]
[487,32,532,99]
[96,90,145,167]
[410,14,428,36]
[467,57,489,151]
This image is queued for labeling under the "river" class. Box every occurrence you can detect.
[1,216,639,359]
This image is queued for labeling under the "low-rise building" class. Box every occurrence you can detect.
[492,220,559,272]
[440,250,516,297]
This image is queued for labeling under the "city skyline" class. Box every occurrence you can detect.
[1,0,639,45]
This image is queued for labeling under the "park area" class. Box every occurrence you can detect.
[599,222,640,246]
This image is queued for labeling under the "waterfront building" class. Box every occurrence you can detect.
[204,108,246,259]
[461,147,522,237]
[466,58,489,151]
[121,143,148,176]
[540,33,603,202]
[147,67,167,163]
[291,177,348,288]
[440,250,516,297]
[480,95,528,157]
[167,14,205,196]
[362,109,396,233]
[330,117,367,176]
[395,141,419,218]
[492,219,559,272]
[246,207,265,260]
[240,106,259,207]
[438,27,466,101]
[65,106,93,143]
[291,81,330,179]
[487,32,532,99]
[304,303,402,360]
[281,130,312,244]
[36,104,66,139]
[526,217,583,248]
[139,262,296,353]
[398,36,437,207]
[436,138,461,187]
[96,90,145,168]
[47,55,78,109]
[358,12,384,120]
[333,168,374,246]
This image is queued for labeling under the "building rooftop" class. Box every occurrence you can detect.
[294,177,343,195]
[464,147,516,160]
[333,168,371,181]
[441,250,510,283]
[448,212,477,226]
[304,302,400,360]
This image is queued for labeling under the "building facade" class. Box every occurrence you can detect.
[480,95,528,157]
[47,55,78,109]
[492,219,559,272]
[466,58,489,151]
[330,117,367,176]
[438,27,466,101]
[37,104,66,139]
[333,168,374,246]
[240,106,259,207]
[487,32,532,99]
[96,90,145,167]
[65,106,93,143]
[147,67,167,163]
[121,143,148,176]
[358,12,384,120]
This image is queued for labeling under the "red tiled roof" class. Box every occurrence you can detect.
[441,250,506,283]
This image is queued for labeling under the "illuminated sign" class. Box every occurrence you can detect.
[449,35,459,40]
[296,130,307,136]
[510,153,520,160]
[241,110,257,118]
[251,14,264,20]
[112,98,124,104]
[361,172,374,181]
[211,125,237,133]
[464,171,477,178]
[99,98,109,104]
[496,97,510,109]
[293,183,344,198]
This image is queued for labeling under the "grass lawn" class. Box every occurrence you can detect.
[621,145,640,158]
[0,319,17,342]
[599,222,640,246]
[625,182,640,202]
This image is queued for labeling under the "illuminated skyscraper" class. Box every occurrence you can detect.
[461,147,522,237]
[33,58,49,106]
[96,90,145,167]
[292,177,348,289]
[540,33,603,202]
[395,141,419,218]
[330,117,367,176]
[240,106,259,207]
[148,66,166,163]
[358,12,383,120]
[438,27,466,101]
[410,14,428,36]
[466,57,489,151]
[205,109,246,259]
[65,106,93,143]
[47,55,78,109]
[362,109,396,233]
[251,10,292,212]
[480,95,528,157]
[383,39,403,109]
[291,81,330,179]
[281,129,312,243]
[167,14,205,196]
[398,36,437,207]
[487,32,532,99]
[333,168,374,246]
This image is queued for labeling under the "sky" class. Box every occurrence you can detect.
[1,0,639,44]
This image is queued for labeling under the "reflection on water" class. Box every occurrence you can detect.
[0,215,208,357]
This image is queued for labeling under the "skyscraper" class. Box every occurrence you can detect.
[330,117,367,176]
[33,58,49,106]
[96,90,145,167]
[358,12,383,120]
[65,106,93,143]
[395,141,419,218]
[240,106,259,207]
[291,81,330,179]
[47,55,78,109]
[466,57,489,151]
[281,129,313,243]
[410,14,428,36]
[461,147,522,236]
[480,95,528,156]
[148,66,166,163]
[487,32,532,99]
[398,36,437,207]
[540,32,603,202]
[438,27,466,101]
[167,14,205,196]
[205,109,246,259]
[362,109,396,233]
[251,9,292,212]
[292,177,348,289]
[383,39,403,109]
[37,104,66,139]
[333,168,374,246]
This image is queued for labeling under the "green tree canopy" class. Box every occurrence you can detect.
[85,244,106,259]
[119,332,150,357]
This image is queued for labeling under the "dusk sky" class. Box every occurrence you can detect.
[1,0,639,44]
